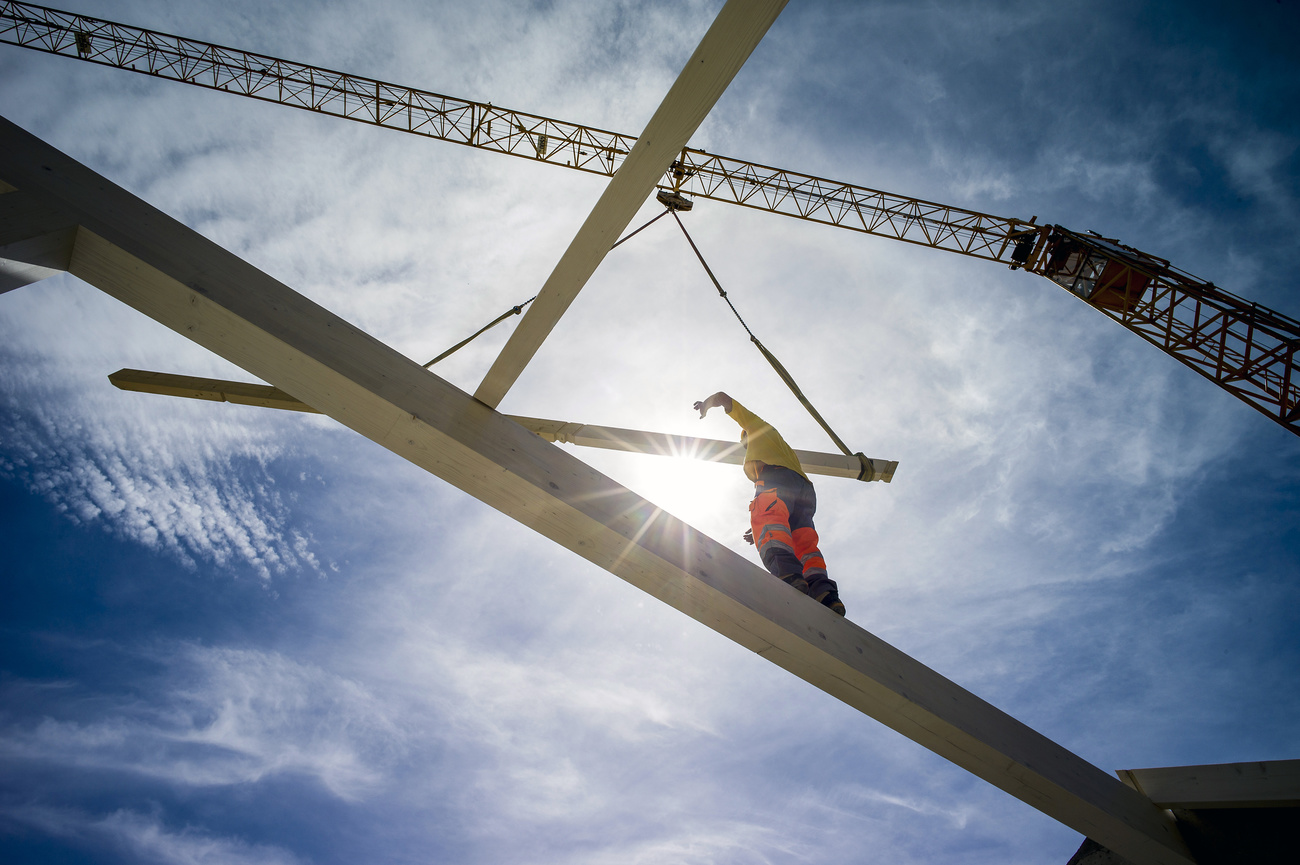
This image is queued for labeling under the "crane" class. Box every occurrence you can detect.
[3,0,1298,437]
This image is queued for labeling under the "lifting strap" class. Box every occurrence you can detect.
[612,208,672,250]
[422,295,537,368]
[420,211,667,369]
[669,209,876,481]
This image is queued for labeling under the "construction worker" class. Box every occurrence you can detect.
[694,392,845,616]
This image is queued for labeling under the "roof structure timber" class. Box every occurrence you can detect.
[472,0,789,409]
[104,368,900,482]
[0,115,1195,865]
[1119,760,1300,810]
[0,178,76,292]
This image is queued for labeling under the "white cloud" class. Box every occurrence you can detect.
[0,805,302,865]
[0,643,403,800]
[836,783,972,829]
[577,820,797,865]
[1211,127,1299,218]
[167,646,405,798]
[0,277,329,579]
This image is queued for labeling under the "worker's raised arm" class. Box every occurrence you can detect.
[693,391,734,418]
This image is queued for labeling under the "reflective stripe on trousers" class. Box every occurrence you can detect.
[748,465,836,598]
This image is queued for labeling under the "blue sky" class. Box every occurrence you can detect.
[1,1,1298,864]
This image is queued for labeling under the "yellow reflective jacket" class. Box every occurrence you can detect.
[726,400,808,482]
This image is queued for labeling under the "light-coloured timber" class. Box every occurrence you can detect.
[0,117,1195,865]
[1,179,77,292]
[105,368,900,483]
[473,0,789,408]
[513,415,898,483]
[1118,759,1300,809]
[108,368,322,413]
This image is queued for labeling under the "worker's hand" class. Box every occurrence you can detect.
[694,392,730,418]
[743,528,754,545]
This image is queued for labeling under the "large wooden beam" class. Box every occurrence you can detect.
[0,179,77,292]
[1118,760,1300,809]
[473,0,788,408]
[0,117,1194,865]
[512,414,898,482]
[105,368,899,482]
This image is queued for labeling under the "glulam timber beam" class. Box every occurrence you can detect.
[1118,760,1300,810]
[473,0,788,408]
[513,414,898,482]
[0,176,76,292]
[105,368,900,483]
[0,117,1194,865]
[107,367,322,413]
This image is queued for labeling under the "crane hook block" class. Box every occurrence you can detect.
[657,189,694,211]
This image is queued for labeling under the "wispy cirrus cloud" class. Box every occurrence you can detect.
[0,278,327,580]
[0,805,303,865]
[0,643,403,800]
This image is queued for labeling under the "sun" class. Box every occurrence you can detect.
[578,448,754,548]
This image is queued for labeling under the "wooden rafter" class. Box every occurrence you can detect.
[0,114,1196,865]
[104,368,900,483]
[472,0,790,408]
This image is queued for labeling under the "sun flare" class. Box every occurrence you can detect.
[580,447,753,548]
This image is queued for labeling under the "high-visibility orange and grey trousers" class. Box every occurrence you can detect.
[749,465,836,598]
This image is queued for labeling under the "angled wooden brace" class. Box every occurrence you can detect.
[0,116,1195,865]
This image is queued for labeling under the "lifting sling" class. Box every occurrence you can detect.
[668,208,876,482]
[420,213,670,368]
[422,204,875,481]
[422,295,537,368]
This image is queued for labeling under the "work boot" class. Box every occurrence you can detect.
[815,589,846,616]
[781,574,810,594]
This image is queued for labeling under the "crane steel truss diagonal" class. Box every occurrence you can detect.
[3,2,1297,433]
[0,114,1195,865]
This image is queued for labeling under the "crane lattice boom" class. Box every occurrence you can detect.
[3,0,1297,435]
